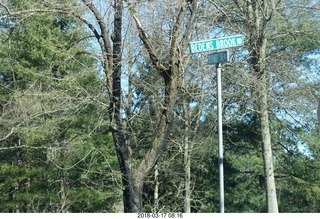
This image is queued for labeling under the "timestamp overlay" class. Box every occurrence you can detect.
[137,213,183,219]
[134,213,320,219]
[4,213,318,219]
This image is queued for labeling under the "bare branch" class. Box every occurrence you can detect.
[208,0,233,27]
[0,127,16,142]
[0,145,48,150]
[170,2,187,57]
[0,0,10,14]
[81,0,112,56]
[0,8,66,20]
[49,148,95,171]
[125,0,167,72]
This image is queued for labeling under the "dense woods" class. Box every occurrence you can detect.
[0,0,319,213]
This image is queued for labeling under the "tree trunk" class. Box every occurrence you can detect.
[59,144,69,213]
[82,0,199,212]
[122,178,143,212]
[110,0,144,212]
[183,117,191,213]
[246,0,279,212]
[317,97,320,133]
[252,67,279,214]
[181,76,204,213]
[59,168,68,213]
[126,1,198,212]
[258,76,279,213]
[154,165,159,212]
[252,38,279,213]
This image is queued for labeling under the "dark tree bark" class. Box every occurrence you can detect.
[81,0,199,212]
[123,0,199,212]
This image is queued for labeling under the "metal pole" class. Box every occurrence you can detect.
[216,63,224,213]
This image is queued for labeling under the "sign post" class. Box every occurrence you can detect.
[207,51,229,213]
[189,35,244,213]
[216,62,224,213]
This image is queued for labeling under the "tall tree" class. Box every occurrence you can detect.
[69,0,200,212]
[245,0,278,212]
[125,0,200,211]
[207,0,320,212]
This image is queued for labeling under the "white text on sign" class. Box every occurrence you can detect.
[189,35,244,53]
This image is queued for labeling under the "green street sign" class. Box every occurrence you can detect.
[208,50,229,65]
[189,35,244,54]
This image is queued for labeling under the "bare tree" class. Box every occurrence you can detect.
[121,0,200,212]
[74,0,200,212]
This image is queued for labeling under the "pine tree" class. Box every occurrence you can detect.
[0,0,120,212]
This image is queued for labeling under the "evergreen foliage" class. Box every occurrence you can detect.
[0,0,120,212]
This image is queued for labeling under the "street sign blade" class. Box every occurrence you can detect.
[189,35,244,54]
[208,50,229,65]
